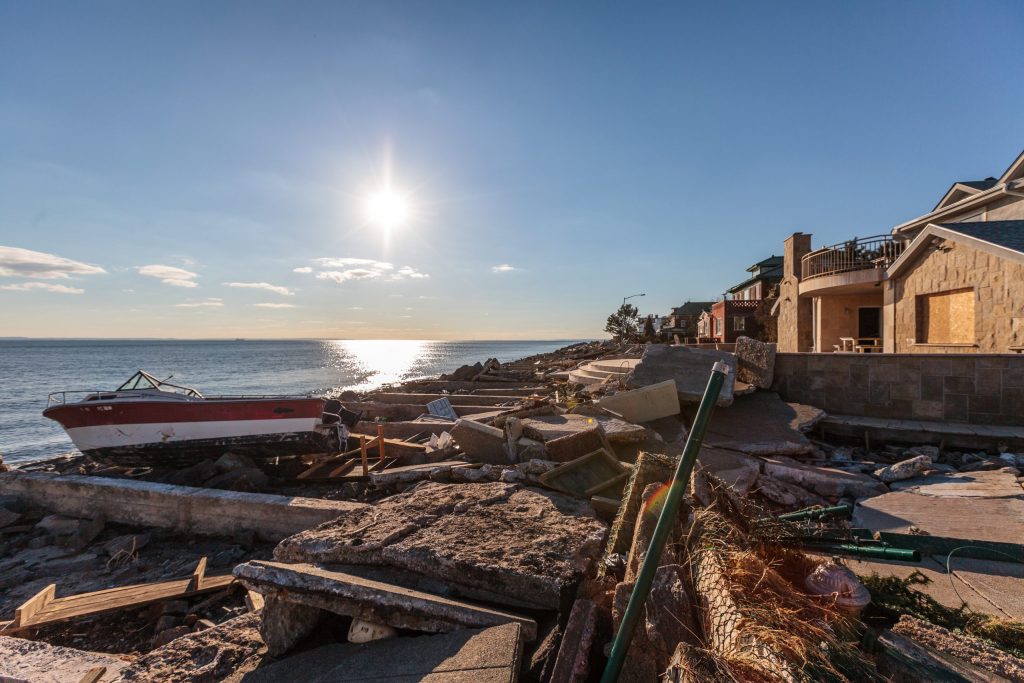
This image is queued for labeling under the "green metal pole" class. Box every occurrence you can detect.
[776,504,852,522]
[600,361,730,683]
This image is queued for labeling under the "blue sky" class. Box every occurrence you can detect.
[1,1,1022,339]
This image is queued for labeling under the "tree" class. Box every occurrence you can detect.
[753,295,778,343]
[605,303,640,341]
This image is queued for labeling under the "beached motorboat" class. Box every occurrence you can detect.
[43,371,348,467]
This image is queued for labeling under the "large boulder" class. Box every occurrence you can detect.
[734,336,776,390]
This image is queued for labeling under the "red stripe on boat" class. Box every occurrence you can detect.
[44,398,325,429]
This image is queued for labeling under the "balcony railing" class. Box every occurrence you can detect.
[801,234,905,281]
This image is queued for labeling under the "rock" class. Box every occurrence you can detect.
[874,454,932,483]
[215,452,260,473]
[35,514,104,550]
[35,514,81,536]
[260,594,321,656]
[452,419,513,465]
[734,336,776,389]
[103,533,150,557]
[164,459,218,487]
[161,600,190,615]
[447,362,484,381]
[273,482,608,610]
[762,457,888,499]
[0,507,21,529]
[0,635,127,682]
[626,345,736,406]
[193,618,216,632]
[119,612,266,682]
[754,474,826,508]
[203,468,269,492]
[612,564,695,680]
[156,615,180,632]
[907,445,940,460]
[151,625,192,648]
[549,599,596,683]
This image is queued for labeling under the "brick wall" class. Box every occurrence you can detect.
[771,352,1024,426]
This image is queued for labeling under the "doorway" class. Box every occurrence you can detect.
[858,306,881,339]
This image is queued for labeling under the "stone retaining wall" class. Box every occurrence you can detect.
[771,353,1024,425]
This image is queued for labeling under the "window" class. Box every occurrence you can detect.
[916,288,975,344]
[733,317,746,332]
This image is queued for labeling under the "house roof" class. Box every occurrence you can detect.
[671,301,714,316]
[747,255,783,272]
[888,220,1024,278]
[940,220,1024,253]
[726,264,783,294]
[932,178,998,211]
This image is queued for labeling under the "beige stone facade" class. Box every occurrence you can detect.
[889,237,1024,353]
[776,233,812,352]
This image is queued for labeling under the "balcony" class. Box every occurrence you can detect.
[799,235,905,296]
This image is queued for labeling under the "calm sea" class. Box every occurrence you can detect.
[0,339,583,465]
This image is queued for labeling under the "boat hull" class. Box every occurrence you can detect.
[44,397,333,467]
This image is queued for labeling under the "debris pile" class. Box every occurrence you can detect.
[2,335,1023,681]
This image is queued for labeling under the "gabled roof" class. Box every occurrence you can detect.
[727,264,782,294]
[888,220,1024,278]
[932,178,998,211]
[747,255,783,272]
[671,300,714,316]
[997,150,1024,185]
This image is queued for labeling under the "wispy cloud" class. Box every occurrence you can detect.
[175,297,222,308]
[0,282,84,294]
[296,258,429,284]
[224,281,294,296]
[137,264,199,288]
[491,264,517,273]
[253,302,296,308]
[0,246,105,279]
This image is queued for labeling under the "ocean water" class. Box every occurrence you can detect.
[0,339,583,465]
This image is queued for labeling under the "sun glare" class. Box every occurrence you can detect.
[365,188,411,229]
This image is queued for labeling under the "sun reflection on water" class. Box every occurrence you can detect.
[326,339,429,391]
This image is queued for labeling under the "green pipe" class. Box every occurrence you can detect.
[777,504,852,522]
[600,361,729,683]
[793,541,920,562]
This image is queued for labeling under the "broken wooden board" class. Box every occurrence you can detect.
[0,557,235,634]
[274,482,608,610]
[235,560,537,640]
[539,449,629,499]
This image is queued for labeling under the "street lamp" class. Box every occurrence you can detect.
[622,292,645,307]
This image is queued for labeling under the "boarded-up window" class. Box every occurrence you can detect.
[916,288,974,343]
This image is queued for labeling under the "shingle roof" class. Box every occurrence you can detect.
[959,178,998,191]
[671,301,714,316]
[939,220,1024,254]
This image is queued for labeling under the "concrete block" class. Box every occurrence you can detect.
[235,560,537,640]
[626,345,736,406]
[0,635,127,683]
[735,336,776,389]
[761,457,888,500]
[596,380,681,424]
[543,426,613,463]
[0,471,365,541]
[452,419,513,465]
[242,622,523,683]
[522,412,646,444]
[549,599,596,683]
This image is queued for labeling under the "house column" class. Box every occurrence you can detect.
[777,232,814,352]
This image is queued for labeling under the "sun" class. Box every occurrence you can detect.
[365,187,411,229]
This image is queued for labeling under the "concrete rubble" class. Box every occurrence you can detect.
[0,635,128,682]
[4,338,1024,682]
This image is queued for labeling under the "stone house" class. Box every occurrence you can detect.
[777,149,1024,353]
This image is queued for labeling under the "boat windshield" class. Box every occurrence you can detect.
[116,371,203,398]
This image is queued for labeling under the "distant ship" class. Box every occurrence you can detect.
[43,370,350,467]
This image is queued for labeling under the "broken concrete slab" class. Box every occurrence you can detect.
[734,336,776,390]
[549,599,596,683]
[521,413,645,445]
[118,611,267,682]
[234,560,538,641]
[596,380,680,424]
[853,470,1024,543]
[696,448,761,496]
[891,615,1024,681]
[874,454,932,483]
[368,461,478,487]
[542,426,614,463]
[753,474,826,508]
[691,392,821,456]
[452,419,513,465]
[606,452,676,558]
[0,635,127,682]
[259,595,321,657]
[0,471,366,541]
[274,482,608,610]
[626,345,736,406]
[761,457,888,500]
[243,623,523,683]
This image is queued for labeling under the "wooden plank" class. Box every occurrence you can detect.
[78,666,106,683]
[1,574,234,633]
[14,584,55,628]
[360,436,369,476]
[189,557,208,591]
[245,589,265,612]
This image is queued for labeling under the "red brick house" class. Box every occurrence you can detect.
[708,256,782,342]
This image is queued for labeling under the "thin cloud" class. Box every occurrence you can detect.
[137,264,199,288]
[0,282,84,294]
[297,257,429,283]
[491,264,517,273]
[253,302,296,308]
[224,281,294,296]
[0,246,105,279]
[175,298,222,308]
